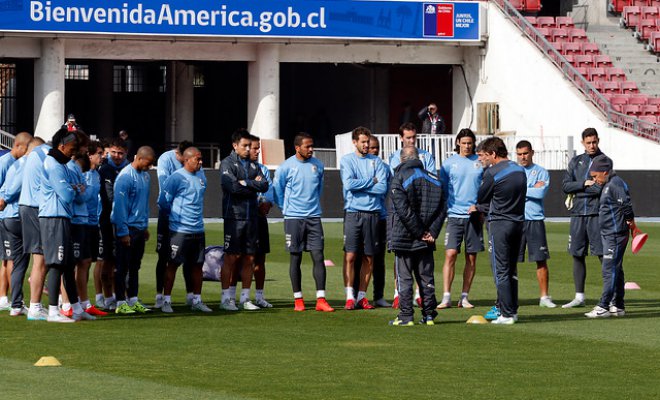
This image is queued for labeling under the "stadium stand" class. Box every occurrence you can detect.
[495,0,660,141]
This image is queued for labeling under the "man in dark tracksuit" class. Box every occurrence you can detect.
[585,156,634,318]
[561,128,611,308]
[470,137,526,325]
[388,146,446,326]
[220,129,269,311]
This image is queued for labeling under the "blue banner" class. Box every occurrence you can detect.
[0,0,480,41]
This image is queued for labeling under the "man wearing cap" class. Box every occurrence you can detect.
[62,114,80,132]
[584,156,635,318]
[561,128,612,308]
[417,103,446,135]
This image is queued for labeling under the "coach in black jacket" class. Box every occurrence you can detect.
[388,146,446,326]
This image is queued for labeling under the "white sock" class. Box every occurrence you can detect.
[193,294,201,304]
[345,287,355,301]
[221,289,229,301]
[414,290,421,300]
[255,289,264,301]
[95,293,104,303]
[164,295,172,303]
[61,302,72,312]
[229,286,237,300]
[0,296,8,304]
[576,293,585,301]
[128,297,138,306]
[58,294,62,306]
[240,288,250,303]
[393,289,399,297]
[357,291,366,302]
[72,302,83,314]
[117,300,127,307]
[316,290,326,299]
[461,292,468,299]
[30,302,41,311]
[104,296,115,306]
[186,292,194,302]
[81,300,91,309]
[155,293,163,300]
[293,291,303,299]
[49,305,59,317]
[541,295,549,300]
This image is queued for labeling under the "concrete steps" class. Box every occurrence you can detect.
[586,24,660,97]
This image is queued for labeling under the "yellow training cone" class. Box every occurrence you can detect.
[466,315,488,324]
[34,356,61,367]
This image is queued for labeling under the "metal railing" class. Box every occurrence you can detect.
[0,129,15,149]
[374,134,572,170]
[492,0,660,143]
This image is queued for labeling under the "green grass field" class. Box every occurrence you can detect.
[2,222,660,399]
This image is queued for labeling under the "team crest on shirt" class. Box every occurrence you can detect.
[474,162,481,169]
[531,170,538,176]
[311,165,317,174]
[200,178,206,187]
[58,245,64,261]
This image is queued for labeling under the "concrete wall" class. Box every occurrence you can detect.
[455,3,660,170]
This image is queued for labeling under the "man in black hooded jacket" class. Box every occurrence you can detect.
[388,146,446,326]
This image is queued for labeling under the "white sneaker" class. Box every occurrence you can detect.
[105,299,117,311]
[457,297,474,309]
[539,296,557,308]
[241,300,261,311]
[47,313,75,323]
[374,298,392,308]
[0,300,10,311]
[161,301,174,313]
[585,306,611,318]
[562,298,585,308]
[191,302,213,313]
[27,306,49,321]
[10,305,29,316]
[73,311,97,321]
[491,315,516,325]
[255,298,273,308]
[609,305,625,317]
[154,296,164,309]
[219,298,239,311]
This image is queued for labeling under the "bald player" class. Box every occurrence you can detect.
[111,146,155,314]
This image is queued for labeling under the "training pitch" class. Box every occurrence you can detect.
[1,222,659,399]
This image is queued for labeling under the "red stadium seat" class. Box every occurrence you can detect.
[649,30,660,52]
[629,94,649,104]
[525,0,542,12]
[537,17,556,28]
[574,54,595,67]
[556,17,575,28]
[594,54,614,67]
[623,104,642,115]
[568,28,589,43]
[647,96,660,105]
[600,81,622,93]
[611,0,631,13]
[605,67,627,82]
[537,27,552,41]
[551,28,569,43]
[611,94,630,106]
[581,42,601,55]
[640,115,659,124]
[588,67,608,82]
[525,16,538,26]
[641,104,660,114]
[623,6,642,28]
[632,0,649,6]
[635,19,658,40]
[651,0,660,7]
[561,42,583,55]
[641,6,660,20]
[621,81,640,93]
